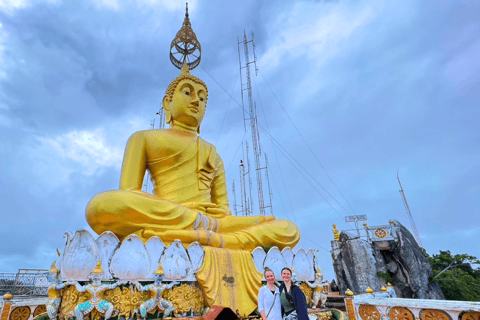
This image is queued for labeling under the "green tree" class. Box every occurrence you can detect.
[427,250,480,301]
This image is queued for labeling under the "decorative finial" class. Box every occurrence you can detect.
[154,261,165,275]
[387,282,393,287]
[3,293,13,300]
[49,261,59,274]
[366,287,374,293]
[170,3,201,70]
[181,60,190,75]
[56,248,61,257]
[381,286,387,292]
[92,260,104,274]
[345,289,354,296]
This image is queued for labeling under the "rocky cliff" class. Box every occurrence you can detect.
[331,220,444,299]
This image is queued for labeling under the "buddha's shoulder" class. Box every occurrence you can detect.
[128,129,174,141]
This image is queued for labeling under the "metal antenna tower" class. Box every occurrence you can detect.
[238,30,267,215]
[264,154,274,215]
[232,180,238,216]
[142,119,156,193]
[245,141,254,216]
[239,160,248,216]
[397,170,423,248]
[156,105,166,129]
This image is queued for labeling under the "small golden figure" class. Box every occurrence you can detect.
[333,224,340,241]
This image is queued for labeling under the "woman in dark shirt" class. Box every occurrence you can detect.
[279,267,309,320]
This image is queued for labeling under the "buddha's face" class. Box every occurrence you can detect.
[164,79,207,130]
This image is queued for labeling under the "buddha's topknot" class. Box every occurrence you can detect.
[164,62,208,104]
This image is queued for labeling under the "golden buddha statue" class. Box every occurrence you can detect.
[86,63,300,250]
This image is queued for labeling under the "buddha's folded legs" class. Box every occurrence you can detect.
[143,218,300,250]
[85,190,199,241]
[86,190,300,249]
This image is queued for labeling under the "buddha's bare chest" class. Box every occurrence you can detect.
[144,133,198,160]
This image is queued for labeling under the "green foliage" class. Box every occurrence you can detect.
[427,250,480,301]
[33,314,49,320]
[376,271,393,284]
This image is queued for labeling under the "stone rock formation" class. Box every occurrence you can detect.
[331,220,444,299]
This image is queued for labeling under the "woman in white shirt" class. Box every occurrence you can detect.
[258,267,282,320]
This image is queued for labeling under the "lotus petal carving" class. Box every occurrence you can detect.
[145,236,165,279]
[109,234,150,280]
[251,247,267,274]
[96,231,120,280]
[281,247,294,269]
[161,240,193,281]
[60,229,100,280]
[187,242,204,272]
[264,246,287,281]
[293,248,314,281]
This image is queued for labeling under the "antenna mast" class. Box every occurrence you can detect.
[397,170,423,248]
[142,119,156,193]
[238,30,269,215]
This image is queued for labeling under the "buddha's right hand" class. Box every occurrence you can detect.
[182,202,229,218]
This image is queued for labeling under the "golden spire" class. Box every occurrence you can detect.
[154,261,165,275]
[92,260,104,274]
[170,2,202,70]
[49,261,59,274]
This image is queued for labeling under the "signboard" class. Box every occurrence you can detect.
[345,215,367,222]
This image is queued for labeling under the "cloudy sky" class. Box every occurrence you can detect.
[1,0,479,280]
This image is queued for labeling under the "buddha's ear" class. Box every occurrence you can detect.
[163,96,172,124]
[197,126,201,134]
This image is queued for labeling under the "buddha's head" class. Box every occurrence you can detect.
[163,62,208,133]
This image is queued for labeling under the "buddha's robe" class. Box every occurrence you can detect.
[86,129,300,250]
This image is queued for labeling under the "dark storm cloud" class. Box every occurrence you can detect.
[0,0,479,278]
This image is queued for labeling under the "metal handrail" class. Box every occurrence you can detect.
[0,270,49,296]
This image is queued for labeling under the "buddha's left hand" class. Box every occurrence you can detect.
[182,202,230,218]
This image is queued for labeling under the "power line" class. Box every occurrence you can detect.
[258,70,358,216]
[215,74,239,146]
[200,64,354,228]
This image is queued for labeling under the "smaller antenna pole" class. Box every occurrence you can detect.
[397,170,423,248]
[156,105,165,129]
[232,180,238,216]
[239,160,246,216]
[142,119,156,193]
[264,154,274,216]
[238,37,247,132]
[245,141,253,215]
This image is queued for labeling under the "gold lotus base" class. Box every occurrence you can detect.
[58,283,204,320]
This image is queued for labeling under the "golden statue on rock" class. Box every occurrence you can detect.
[85,7,300,250]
